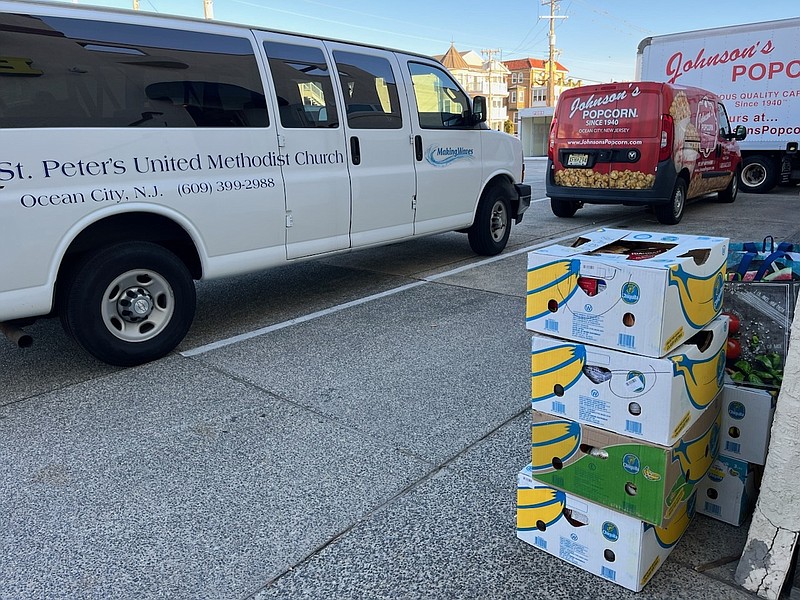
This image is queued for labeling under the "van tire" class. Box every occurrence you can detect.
[740,155,778,193]
[468,185,511,256]
[655,178,686,225]
[550,198,580,218]
[718,170,739,203]
[59,242,196,366]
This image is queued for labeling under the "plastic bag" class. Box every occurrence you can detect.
[727,236,800,281]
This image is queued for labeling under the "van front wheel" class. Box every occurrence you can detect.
[59,242,196,366]
[468,185,511,256]
[718,170,739,203]
[655,178,686,225]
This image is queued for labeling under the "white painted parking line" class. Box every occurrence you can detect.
[180,226,618,357]
[180,281,427,357]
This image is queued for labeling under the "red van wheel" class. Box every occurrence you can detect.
[654,179,686,225]
[550,198,580,218]
[718,170,739,203]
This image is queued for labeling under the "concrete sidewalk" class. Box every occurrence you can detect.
[2,176,799,598]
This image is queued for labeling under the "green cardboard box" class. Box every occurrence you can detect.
[530,395,721,527]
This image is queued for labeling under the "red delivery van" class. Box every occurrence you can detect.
[546,81,747,224]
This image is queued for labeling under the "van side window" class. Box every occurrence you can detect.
[717,103,732,137]
[332,51,402,129]
[407,62,470,129]
[263,42,339,129]
[0,14,268,128]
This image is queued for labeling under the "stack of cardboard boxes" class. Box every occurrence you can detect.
[693,281,790,525]
[517,228,729,592]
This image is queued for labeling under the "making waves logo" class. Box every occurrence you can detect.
[426,145,475,167]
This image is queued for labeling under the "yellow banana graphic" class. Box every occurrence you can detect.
[517,485,567,530]
[649,492,696,548]
[670,346,725,410]
[667,264,725,328]
[526,259,581,322]
[665,479,694,512]
[671,413,720,485]
[531,420,582,471]
[531,344,586,402]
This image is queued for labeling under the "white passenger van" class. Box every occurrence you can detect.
[0,1,531,365]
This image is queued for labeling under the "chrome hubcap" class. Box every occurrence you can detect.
[490,201,508,242]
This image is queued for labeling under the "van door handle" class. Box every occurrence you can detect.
[414,135,423,161]
[350,136,361,165]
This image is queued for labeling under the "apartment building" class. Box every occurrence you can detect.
[503,58,580,136]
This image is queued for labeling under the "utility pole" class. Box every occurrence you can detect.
[539,0,566,107]
[132,0,139,9]
[482,48,501,130]
[203,0,214,19]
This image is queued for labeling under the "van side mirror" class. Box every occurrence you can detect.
[471,96,487,125]
[734,125,747,141]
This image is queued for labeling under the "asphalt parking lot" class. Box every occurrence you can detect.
[2,159,799,599]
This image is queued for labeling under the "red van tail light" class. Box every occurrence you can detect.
[547,117,558,162]
[659,114,674,162]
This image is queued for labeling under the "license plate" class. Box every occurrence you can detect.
[566,153,589,167]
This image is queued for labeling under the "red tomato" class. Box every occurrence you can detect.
[724,312,741,335]
[726,338,742,362]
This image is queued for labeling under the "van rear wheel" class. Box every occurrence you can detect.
[550,198,580,218]
[59,242,196,366]
[655,178,686,225]
[468,184,511,256]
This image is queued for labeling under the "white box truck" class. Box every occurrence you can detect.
[636,18,800,193]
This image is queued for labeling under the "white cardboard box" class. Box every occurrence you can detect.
[696,455,757,526]
[516,464,694,592]
[526,228,728,357]
[531,315,727,446]
[719,383,777,465]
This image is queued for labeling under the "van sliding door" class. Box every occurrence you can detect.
[257,34,351,259]
[326,43,416,247]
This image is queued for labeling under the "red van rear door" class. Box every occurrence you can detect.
[553,83,662,191]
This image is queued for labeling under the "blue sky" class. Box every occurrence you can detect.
[54,0,798,82]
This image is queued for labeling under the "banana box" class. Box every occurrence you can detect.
[526,228,728,358]
[720,384,777,465]
[530,395,721,527]
[531,315,727,447]
[516,464,695,592]
[696,455,757,526]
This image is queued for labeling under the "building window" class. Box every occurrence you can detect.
[510,91,516,103]
[531,86,547,103]
[519,89,524,104]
